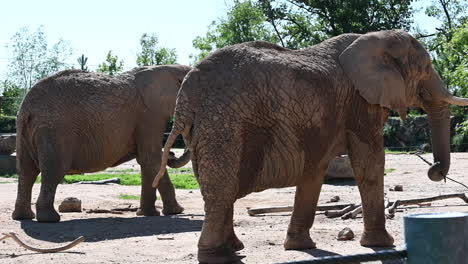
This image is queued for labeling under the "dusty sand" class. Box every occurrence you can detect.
[0,152,467,264]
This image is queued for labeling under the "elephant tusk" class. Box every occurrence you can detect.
[1,232,85,253]
[443,95,468,106]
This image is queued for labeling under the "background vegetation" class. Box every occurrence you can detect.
[1,0,467,151]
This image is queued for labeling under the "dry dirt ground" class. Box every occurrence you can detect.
[1,152,467,264]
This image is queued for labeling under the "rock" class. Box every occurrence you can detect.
[58,197,82,212]
[328,196,340,203]
[337,227,354,241]
[0,154,16,175]
[389,185,404,192]
[0,135,16,155]
[325,156,354,179]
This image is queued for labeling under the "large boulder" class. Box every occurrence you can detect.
[0,135,16,155]
[325,156,354,179]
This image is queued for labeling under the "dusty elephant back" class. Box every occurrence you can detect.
[17,70,141,172]
[177,40,354,196]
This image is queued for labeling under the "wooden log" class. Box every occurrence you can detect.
[325,204,357,218]
[78,178,121,184]
[247,203,354,216]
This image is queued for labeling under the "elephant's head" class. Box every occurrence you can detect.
[339,30,468,182]
[134,64,191,118]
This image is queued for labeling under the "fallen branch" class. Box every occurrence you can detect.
[0,232,84,253]
[85,209,123,214]
[325,204,357,218]
[247,193,468,217]
[78,178,121,184]
[247,204,353,216]
[387,193,468,214]
[342,206,362,219]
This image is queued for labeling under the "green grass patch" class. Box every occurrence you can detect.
[31,171,198,189]
[118,194,140,200]
[0,174,18,178]
[169,173,199,189]
[384,149,410,154]
[384,168,396,175]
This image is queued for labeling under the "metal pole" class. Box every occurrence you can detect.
[404,212,468,264]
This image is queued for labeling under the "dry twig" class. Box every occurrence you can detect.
[247,204,353,216]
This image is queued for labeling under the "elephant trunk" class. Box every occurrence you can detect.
[425,102,451,182]
[167,149,191,168]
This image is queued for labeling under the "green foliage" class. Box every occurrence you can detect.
[0,115,17,133]
[0,81,24,116]
[136,33,177,66]
[118,194,140,200]
[259,0,414,48]
[97,50,124,75]
[190,0,278,63]
[417,1,467,117]
[6,26,73,91]
[453,120,468,151]
[77,54,88,71]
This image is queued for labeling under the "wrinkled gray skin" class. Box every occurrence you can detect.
[12,65,191,223]
[155,30,468,263]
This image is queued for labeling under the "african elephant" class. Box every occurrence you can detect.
[153,30,468,263]
[12,64,191,223]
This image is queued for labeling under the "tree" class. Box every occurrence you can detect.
[190,0,278,63]
[77,54,89,71]
[97,51,124,75]
[0,81,24,116]
[136,33,177,66]
[416,0,467,116]
[259,0,415,48]
[5,26,73,91]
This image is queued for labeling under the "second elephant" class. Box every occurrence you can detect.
[12,64,191,222]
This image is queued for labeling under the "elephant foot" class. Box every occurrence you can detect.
[12,207,35,220]
[360,229,394,247]
[198,245,239,264]
[284,233,316,250]
[136,206,161,216]
[162,203,184,215]
[228,234,244,252]
[36,207,60,222]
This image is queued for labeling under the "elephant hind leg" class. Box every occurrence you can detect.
[12,145,40,220]
[284,166,326,250]
[34,128,68,223]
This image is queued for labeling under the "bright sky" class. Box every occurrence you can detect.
[0,0,438,78]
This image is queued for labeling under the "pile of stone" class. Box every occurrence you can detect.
[0,134,17,175]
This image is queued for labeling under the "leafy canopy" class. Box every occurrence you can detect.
[190,0,278,63]
[5,26,73,91]
[97,50,124,76]
[136,33,178,66]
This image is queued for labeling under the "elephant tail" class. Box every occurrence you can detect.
[152,114,192,188]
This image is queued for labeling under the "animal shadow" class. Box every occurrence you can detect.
[20,215,203,243]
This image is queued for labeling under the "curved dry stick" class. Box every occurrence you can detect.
[1,233,85,253]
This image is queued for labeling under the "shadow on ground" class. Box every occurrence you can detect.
[19,215,202,243]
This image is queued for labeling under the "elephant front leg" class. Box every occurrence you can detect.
[347,132,394,247]
[158,169,184,215]
[137,164,160,216]
[284,171,324,250]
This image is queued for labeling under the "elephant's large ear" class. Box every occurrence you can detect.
[134,66,181,112]
[339,30,411,120]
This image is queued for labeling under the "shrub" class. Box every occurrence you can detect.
[0,115,16,133]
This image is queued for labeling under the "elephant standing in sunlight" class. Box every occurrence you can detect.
[154,30,468,263]
[12,65,191,223]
